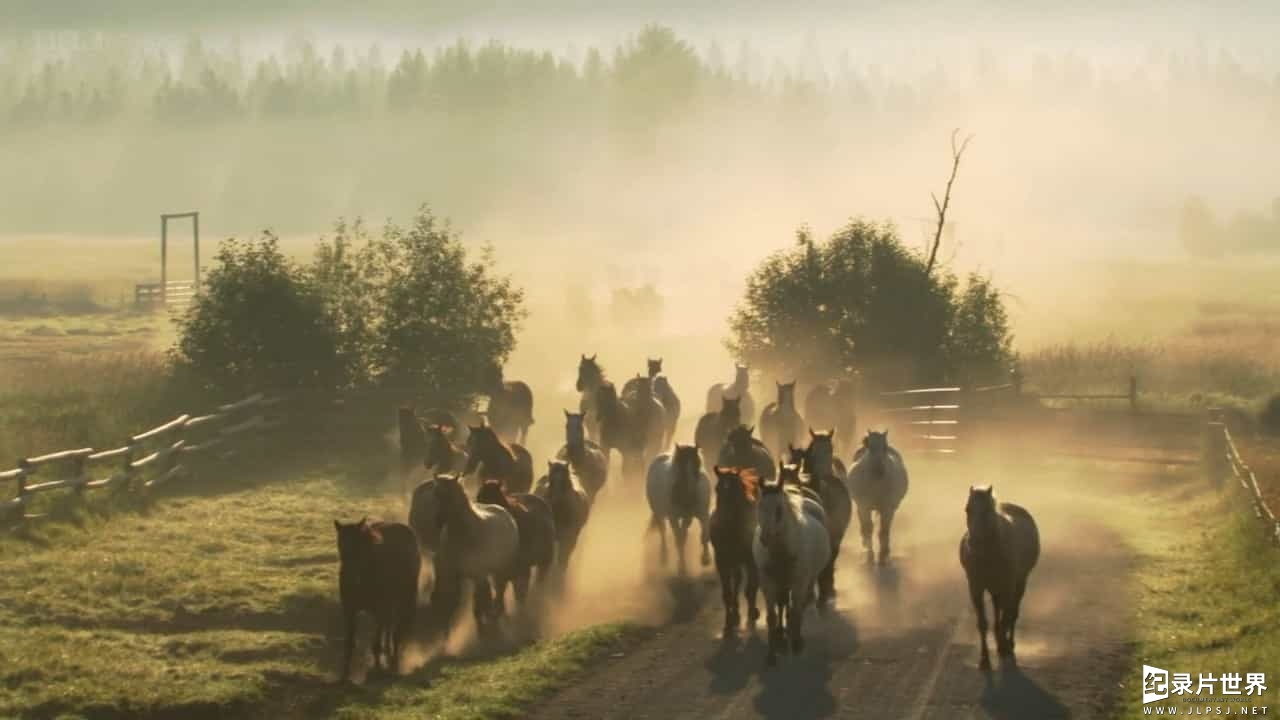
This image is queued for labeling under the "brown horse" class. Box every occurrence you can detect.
[623,358,681,448]
[424,423,468,474]
[535,460,591,570]
[334,518,421,681]
[483,364,534,445]
[760,381,806,460]
[555,410,609,501]
[475,479,556,610]
[575,354,607,442]
[960,485,1040,670]
[804,378,858,456]
[800,429,853,608]
[716,424,776,483]
[694,395,742,471]
[596,381,664,484]
[710,466,761,633]
[464,421,534,493]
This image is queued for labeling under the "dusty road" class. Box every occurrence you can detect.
[526,452,1171,720]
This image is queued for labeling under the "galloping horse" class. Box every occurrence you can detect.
[805,378,858,456]
[848,430,909,566]
[475,479,555,610]
[424,423,468,474]
[960,485,1040,670]
[433,474,520,637]
[575,354,606,441]
[694,395,742,470]
[759,381,805,460]
[716,424,776,483]
[645,444,711,573]
[706,363,755,422]
[555,411,609,501]
[464,421,535,494]
[710,466,760,633]
[334,518,420,681]
[800,429,853,608]
[482,365,535,445]
[755,471,830,667]
[596,381,664,484]
[535,460,591,570]
[625,358,681,448]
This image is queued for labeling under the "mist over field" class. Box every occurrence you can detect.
[2,2,1279,345]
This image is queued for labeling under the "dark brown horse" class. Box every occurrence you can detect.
[464,421,534,494]
[596,381,664,484]
[804,378,858,456]
[575,354,607,442]
[483,364,534,445]
[710,466,761,633]
[555,410,609,501]
[960,485,1040,670]
[535,460,591,570]
[800,429,853,608]
[623,358,681,448]
[760,381,805,460]
[334,518,421,681]
[694,395,742,471]
[716,424,776,483]
[424,423,468,474]
[475,479,556,610]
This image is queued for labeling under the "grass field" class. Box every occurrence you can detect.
[0,448,645,720]
[1121,467,1280,717]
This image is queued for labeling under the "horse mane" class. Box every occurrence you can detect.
[477,479,526,513]
[736,468,760,502]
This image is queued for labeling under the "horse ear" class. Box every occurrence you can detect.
[809,427,816,438]
[590,353,597,361]
[548,459,555,469]
[334,519,342,532]
[747,425,755,435]
[829,427,836,437]
[564,409,571,418]
[884,429,890,441]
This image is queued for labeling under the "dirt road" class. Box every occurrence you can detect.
[527,454,1161,720]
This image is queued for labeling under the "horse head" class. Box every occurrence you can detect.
[776,380,797,408]
[863,429,890,476]
[756,476,793,547]
[432,473,472,525]
[564,410,586,449]
[778,461,803,486]
[806,428,836,477]
[647,357,663,378]
[726,424,756,456]
[423,423,454,467]
[719,396,742,428]
[733,364,750,389]
[576,354,601,392]
[653,375,673,398]
[334,516,381,564]
[463,422,501,473]
[786,443,808,470]
[965,485,998,537]
[547,460,574,498]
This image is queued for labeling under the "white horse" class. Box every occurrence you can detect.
[645,444,712,573]
[754,472,831,667]
[432,473,520,636]
[848,429,909,565]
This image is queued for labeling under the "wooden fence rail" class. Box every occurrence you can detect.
[0,393,285,528]
[1208,413,1280,546]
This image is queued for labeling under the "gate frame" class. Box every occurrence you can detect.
[160,211,200,296]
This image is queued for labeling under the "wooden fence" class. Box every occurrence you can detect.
[0,393,284,528]
[1206,411,1280,546]
[876,382,1019,456]
[135,279,197,308]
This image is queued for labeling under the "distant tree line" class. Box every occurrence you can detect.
[2,27,1277,130]
[1178,195,1280,258]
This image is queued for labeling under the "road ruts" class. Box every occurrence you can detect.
[528,458,1142,720]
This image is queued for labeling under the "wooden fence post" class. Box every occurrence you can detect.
[1203,409,1227,486]
[1128,375,1138,414]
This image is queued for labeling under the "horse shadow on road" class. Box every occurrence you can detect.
[981,663,1072,720]
[703,604,860,719]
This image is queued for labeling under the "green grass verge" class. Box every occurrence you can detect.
[1121,483,1280,718]
[0,461,646,719]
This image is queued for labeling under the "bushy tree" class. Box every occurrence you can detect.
[727,219,1013,389]
[311,205,526,394]
[172,233,344,396]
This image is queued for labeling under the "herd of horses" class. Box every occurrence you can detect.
[334,356,1042,681]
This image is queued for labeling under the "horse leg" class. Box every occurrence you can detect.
[513,566,531,613]
[698,514,712,567]
[745,559,761,627]
[649,513,668,566]
[1008,575,1028,657]
[878,507,896,566]
[340,609,357,682]
[473,578,493,637]
[764,595,781,667]
[790,586,811,654]
[670,518,686,575]
[818,538,838,610]
[969,582,991,671]
[718,562,737,633]
[991,592,1009,658]
[857,504,874,559]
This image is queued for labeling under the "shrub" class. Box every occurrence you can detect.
[1261,394,1280,435]
[172,233,345,396]
[311,205,526,395]
[726,219,1013,389]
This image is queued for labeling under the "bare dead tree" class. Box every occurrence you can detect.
[926,129,973,276]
